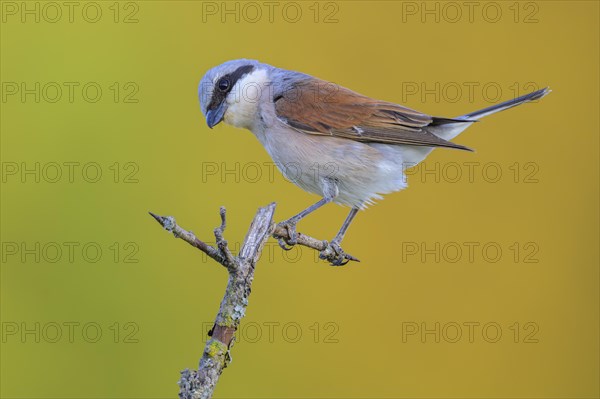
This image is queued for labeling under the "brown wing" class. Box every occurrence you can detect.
[274,77,473,151]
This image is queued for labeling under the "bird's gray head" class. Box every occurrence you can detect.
[199,59,267,129]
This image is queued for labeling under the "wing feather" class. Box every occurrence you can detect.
[274,77,473,151]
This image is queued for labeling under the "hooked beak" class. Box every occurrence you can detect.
[206,102,227,129]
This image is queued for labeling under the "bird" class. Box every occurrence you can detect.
[198,59,549,265]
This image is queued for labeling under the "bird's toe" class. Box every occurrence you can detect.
[275,219,299,248]
[320,241,360,266]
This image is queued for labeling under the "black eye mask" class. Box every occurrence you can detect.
[207,65,256,112]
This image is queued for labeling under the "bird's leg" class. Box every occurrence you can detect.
[276,197,331,249]
[333,206,359,243]
[277,178,339,250]
[320,206,360,266]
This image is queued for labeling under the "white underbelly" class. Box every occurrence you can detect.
[256,125,430,208]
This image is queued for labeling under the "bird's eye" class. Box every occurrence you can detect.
[218,78,230,92]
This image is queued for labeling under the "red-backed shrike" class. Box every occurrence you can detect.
[199,59,549,265]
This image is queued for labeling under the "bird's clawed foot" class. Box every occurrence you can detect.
[319,240,360,266]
[276,218,299,250]
[275,219,360,266]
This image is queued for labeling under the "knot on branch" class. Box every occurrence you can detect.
[162,216,176,232]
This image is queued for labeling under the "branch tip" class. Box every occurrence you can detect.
[148,211,164,225]
[219,206,227,231]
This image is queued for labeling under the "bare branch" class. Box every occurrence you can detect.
[151,205,275,399]
[148,211,226,267]
[272,224,360,263]
[150,202,356,399]
[272,224,328,252]
[213,207,237,270]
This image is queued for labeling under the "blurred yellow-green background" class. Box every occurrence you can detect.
[1,1,598,398]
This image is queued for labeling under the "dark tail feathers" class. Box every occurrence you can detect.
[458,87,551,121]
